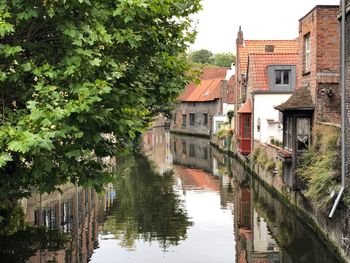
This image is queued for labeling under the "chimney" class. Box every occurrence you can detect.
[236,26,243,46]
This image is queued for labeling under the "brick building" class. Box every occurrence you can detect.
[275,5,340,190]
[297,5,341,124]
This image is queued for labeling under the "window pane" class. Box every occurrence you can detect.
[243,115,251,138]
[275,70,282,84]
[297,117,310,151]
[203,113,208,126]
[283,71,290,84]
[189,113,195,125]
[189,144,195,157]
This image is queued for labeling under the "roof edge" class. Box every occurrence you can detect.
[299,5,339,22]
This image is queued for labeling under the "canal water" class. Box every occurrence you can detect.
[0,127,342,262]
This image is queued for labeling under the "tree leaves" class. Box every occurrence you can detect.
[0,0,201,195]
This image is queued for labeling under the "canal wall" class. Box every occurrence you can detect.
[210,140,350,263]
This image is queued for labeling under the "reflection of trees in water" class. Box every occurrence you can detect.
[102,154,192,250]
[0,201,67,263]
[252,179,341,263]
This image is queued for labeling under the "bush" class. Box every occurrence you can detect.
[297,125,341,213]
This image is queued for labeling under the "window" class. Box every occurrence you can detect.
[189,113,195,125]
[243,115,251,139]
[268,66,296,91]
[203,147,208,159]
[257,118,261,132]
[283,116,293,150]
[296,117,310,151]
[189,144,195,157]
[173,141,177,153]
[173,113,177,124]
[182,114,186,128]
[203,113,208,126]
[304,34,311,71]
[182,140,186,154]
[275,70,290,85]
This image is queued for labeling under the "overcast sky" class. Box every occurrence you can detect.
[190,0,340,54]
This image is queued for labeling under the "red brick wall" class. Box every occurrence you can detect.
[316,8,340,73]
[298,6,340,123]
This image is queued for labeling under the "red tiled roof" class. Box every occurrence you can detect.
[227,75,235,104]
[237,100,251,113]
[248,53,298,91]
[179,68,227,102]
[238,40,298,75]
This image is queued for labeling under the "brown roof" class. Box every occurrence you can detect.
[247,53,298,91]
[237,100,252,113]
[179,68,227,102]
[238,40,299,75]
[274,86,314,111]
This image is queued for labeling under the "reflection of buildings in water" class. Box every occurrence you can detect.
[230,156,281,263]
[170,134,212,173]
[143,127,173,173]
[251,210,281,263]
[22,184,100,263]
[173,165,219,192]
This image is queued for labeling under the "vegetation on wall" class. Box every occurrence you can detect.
[250,146,276,172]
[297,125,342,214]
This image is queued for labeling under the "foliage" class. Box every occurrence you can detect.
[270,138,282,148]
[0,0,201,196]
[276,161,283,177]
[188,49,213,64]
[251,146,276,172]
[213,52,235,67]
[297,125,341,213]
[188,49,235,67]
[265,159,276,172]
[215,125,232,139]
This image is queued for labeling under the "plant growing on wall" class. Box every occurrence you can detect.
[298,125,341,214]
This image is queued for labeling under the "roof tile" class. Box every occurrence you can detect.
[179,68,227,102]
[248,53,298,91]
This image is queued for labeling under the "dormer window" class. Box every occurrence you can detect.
[268,65,296,92]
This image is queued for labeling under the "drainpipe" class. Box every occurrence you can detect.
[329,0,346,218]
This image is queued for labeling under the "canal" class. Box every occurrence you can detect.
[0,127,342,262]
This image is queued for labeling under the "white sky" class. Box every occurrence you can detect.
[190,0,340,54]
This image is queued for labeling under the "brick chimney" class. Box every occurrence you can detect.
[236,26,243,46]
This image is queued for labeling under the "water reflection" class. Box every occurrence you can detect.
[99,154,192,251]
[0,128,343,263]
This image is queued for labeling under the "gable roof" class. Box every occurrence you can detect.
[274,86,314,111]
[179,68,227,102]
[247,53,298,91]
[238,40,299,75]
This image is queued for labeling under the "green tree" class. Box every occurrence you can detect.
[189,49,213,64]
[0,0,201,196]
[213,52,235,67]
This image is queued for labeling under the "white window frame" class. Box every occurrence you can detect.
[305,34,311,71]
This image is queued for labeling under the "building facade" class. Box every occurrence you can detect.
[276,5,340,190]
[171,68,230,137]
